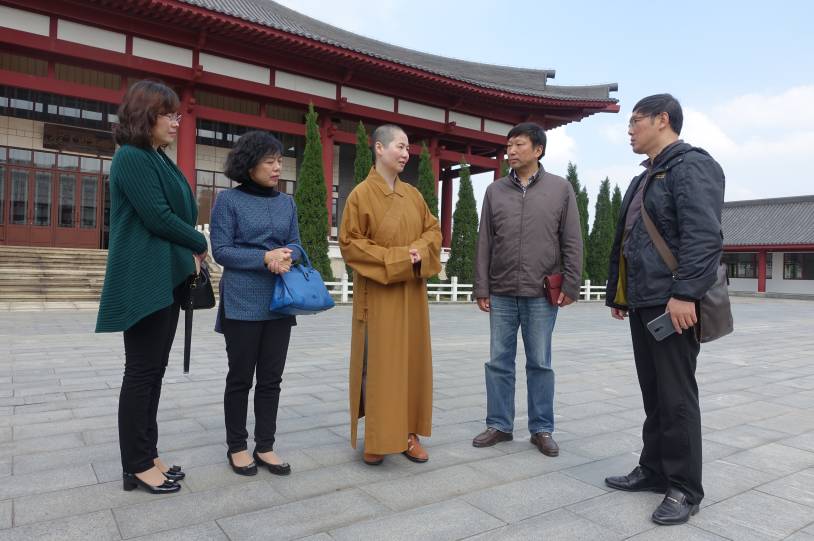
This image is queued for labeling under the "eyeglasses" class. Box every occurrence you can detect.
[628,115,652,129]
[159,113,182,124]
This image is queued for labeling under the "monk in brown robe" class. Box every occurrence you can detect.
[339,124,442,466]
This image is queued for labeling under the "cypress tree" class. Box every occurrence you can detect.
[587,177,614,284]
[500,158,509,177]
[566,162,590,280]
[353,121,372,186]
[444,158,479,284]
[611,184,622,229]
[295,103,332,279]
[417,142,439,217]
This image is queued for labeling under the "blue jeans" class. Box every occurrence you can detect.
[485,295,558,434]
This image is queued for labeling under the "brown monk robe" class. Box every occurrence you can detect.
[339,167,441,457]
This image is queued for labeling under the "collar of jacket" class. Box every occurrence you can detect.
[367,166,406,197]
[509,162,545,190]
[640,140,694,172]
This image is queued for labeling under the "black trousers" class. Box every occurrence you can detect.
[119,301,180,474]
[630,305,703,504]
[222,315,293,454]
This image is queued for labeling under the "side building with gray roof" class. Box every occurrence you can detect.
[723,195,814,296]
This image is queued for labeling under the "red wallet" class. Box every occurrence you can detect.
[543,273,563,306]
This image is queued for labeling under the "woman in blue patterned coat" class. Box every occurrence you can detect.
[210,131,301,477]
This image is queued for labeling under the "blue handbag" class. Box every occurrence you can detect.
[269,243,335,315]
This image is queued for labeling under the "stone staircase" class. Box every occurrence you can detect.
[0,245,221,303]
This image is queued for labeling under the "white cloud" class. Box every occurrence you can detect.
[712,85,814,132]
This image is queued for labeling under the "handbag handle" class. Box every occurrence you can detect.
[284,243,311,268]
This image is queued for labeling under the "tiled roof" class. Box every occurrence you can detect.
[723,195,814,246]
[180,0,618,102]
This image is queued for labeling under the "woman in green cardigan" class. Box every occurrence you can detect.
[96,80,207,494]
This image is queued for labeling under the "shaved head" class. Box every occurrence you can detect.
[372,124,406,150]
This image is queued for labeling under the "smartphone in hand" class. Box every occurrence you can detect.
[647,311,676,342]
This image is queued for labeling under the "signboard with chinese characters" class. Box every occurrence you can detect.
[43,123,115,156]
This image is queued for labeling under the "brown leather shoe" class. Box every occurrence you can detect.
[402,433,429,463]
[363,452,384,466]
[472,427,513,448]
[530,432,559,456]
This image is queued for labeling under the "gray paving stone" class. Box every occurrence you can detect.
[113,480,285,538]
[567,490,664,537]
[467,448,592,484]
[703,424,791,450]
[216,488,388,541]
[756,468,814,508]
[129,521,228,541]
[0,500,11,530]
[701,459,777,504]
[693,490,814,540]
[561,452,641,490]
[465,508,622,541]
[463,471,606,523]
[564,430,643,460]
[725,443,814,476]
[0,510,120,541]
[329,499,503,541]
[626,524,729,540]
[12,442,119,475]
[0,463,97,500]
[362,464,501,512]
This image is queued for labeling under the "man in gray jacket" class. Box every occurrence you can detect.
[472,122,582,456]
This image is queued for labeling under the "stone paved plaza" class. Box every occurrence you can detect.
[1,297,814,540]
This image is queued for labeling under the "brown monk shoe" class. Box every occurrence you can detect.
[402,433,429,463]
[363,452,384,466]
[530,432,559,457]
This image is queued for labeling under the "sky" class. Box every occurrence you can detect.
[277,0,814,222]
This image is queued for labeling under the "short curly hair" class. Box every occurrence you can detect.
[224,131,284,184]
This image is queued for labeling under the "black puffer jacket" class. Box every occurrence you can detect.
[606,142,725,309]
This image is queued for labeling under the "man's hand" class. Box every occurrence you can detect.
[557,293,574,307]
[264,247,292,266]
[666,297,697,334]
[611,307,628,320]
[409,248,421,264]
[476,297,490,312]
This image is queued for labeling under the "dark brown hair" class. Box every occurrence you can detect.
[113,80,180,148]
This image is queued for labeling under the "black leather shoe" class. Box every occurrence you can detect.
[605,466,668,492]
[123,472,181,494]
[227,452,258,476]
[651,488,699,525]
[254,451,291,476]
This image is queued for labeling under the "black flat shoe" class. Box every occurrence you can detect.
[123,472,181,494]
[254,450,291,476]
[651,488,700,525]
[228,452,258,476]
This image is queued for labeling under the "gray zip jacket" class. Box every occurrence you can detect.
[474,166,583,300]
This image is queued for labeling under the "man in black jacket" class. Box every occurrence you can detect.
[603,94,725,525]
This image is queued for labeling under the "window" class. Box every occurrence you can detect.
[784,253,814,280]
[723,253,758,279]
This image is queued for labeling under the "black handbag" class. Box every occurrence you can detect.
[179,261,215,373]
[640,173,733,343]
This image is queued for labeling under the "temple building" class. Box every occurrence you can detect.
[0,0,618,251]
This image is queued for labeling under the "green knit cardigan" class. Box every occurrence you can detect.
[95,145,208,332]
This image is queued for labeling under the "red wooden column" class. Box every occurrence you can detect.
[429,138,441,203]
[319,116,335,231]
[440,174,453,248]
[177,86,197,189]
[757,250,767,293]
[495,148,505,180]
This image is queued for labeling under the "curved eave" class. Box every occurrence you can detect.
[117,0,617,111]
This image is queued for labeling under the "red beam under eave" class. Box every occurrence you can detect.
[724,244,814,252]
